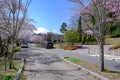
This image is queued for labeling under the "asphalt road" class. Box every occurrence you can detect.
[16,44,96,80]
[46,48,120,72]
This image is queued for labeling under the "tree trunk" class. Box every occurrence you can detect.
[9,53,12,69]
[9,41,15,69]
[4,52,7,71]
[98,39,104,71]
[9,53,15,69]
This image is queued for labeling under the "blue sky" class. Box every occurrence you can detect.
[28,0,76,34]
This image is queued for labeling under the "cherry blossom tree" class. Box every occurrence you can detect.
[70,0,106,71]
[29,34,44,43]
[18,18,36,41]
[70,0,120,71]
[105,0,120,37]
[0,0,32,69]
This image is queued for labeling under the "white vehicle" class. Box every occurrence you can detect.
[20,42,28,48]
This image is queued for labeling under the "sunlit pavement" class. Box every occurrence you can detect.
[16,44,96,80]
[44,48,120,72]
[88,54,120,63]
[71,45,120,62]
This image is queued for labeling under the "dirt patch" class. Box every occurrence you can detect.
[62,45,82,50]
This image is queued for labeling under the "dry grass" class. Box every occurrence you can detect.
[61,45,82,50]
[19,70,26,80]
[0,57,21,79]
[54,44,62,49]
[109,45,120,50]
[66,57,120,80]
[105,38,120,45]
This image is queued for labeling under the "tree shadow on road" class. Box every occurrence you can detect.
[25,69,81,76]
[114,64,120,71]
[26,52,62,65]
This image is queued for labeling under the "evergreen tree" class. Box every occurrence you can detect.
[77,16,82,33]
[60,22,67,33]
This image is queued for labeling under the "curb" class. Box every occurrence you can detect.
[14,58,25,80]
[61,57,109,80]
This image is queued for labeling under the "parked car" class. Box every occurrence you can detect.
[20,42,28,48]
[44,41,53,49]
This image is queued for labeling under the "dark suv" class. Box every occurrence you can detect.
[44,41,53,49]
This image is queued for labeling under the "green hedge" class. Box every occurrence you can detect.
[4,75,14,80]
[0,74,14,80]
[81,34,96,44]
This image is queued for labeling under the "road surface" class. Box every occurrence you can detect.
[16,44,96,80]
[46,48,120,72]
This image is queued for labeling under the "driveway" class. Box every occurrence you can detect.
[16,44,96,80]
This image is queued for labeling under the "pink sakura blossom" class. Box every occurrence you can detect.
[30,34,44,43]
[106,18,112,22]
[80,0,120,22]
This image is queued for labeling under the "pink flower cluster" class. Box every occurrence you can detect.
[30,34,44,43]
[81,0,120,22]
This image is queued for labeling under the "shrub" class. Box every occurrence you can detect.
[0,74,4,80]
[64,30,79,45]
[38,42,44,47]
[14,47,21,52]
[111,26,120,37]
[81,34,96,44]
[81,34,85,44]
[9,46,21,53]
[4,75,14,80]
